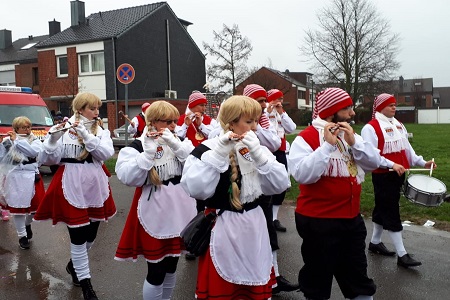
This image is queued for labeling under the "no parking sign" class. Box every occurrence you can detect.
[116,63,135,84]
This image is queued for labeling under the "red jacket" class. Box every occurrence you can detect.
[367,119,410,173]
[177,114,212,147]
[295,126,361,218]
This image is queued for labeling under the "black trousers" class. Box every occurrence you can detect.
[259,195,279,251]
[271,150,287,206]
[295,213,376,300]
[372,172,405,232]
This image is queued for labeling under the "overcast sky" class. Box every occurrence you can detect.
[2,0,449,86]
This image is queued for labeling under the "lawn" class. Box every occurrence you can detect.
[105,124,450,230]
[286,124,450,230]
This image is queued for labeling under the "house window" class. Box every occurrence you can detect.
[405,96,411,103]
[57,56,68,77]
[79,52,105,74]
[298,90,306,99]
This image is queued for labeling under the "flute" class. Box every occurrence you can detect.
[329,121,355,133]
[0,133,30,137]
[49,118,100,134]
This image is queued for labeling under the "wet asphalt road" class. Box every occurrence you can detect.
[1,172,450,300]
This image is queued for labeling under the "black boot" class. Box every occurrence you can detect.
[66,259,80,286]
[26,224,33,240]
[80,278,98,300]
[272,275,299,294]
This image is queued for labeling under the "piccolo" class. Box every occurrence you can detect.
[49,118,100,134]
[329,121,355,133]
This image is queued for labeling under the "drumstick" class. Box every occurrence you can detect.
[118,111,133,124]
[389,168,432,172]
[430,158,434,177]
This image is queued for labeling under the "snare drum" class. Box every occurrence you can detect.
[404,174,447,207]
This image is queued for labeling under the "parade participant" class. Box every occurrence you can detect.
[266,89,296,232]
[288,88,380,300]
[34,92,116,300]
[125,103,151,138]
[361,93,435,268]
[176,91,216,147]
[115,101,196,300]
[243,84,297,294]
[181,95,291,299]
[0,116,44,249]
[176,91,216,260]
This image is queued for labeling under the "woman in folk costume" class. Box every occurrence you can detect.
[265,89,297,233]
[181,95,291,300]
[288,88,380,300]
[361,93,435,268]
[0,116,45,250]
[242,84,298,294]
[34,92,116,300]
[114,101,196,300]
[176,91,216,147]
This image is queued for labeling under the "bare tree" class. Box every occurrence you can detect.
[301,0,400,102]
[203,24,253,94]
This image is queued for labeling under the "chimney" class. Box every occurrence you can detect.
[71,0,86,26]
[399,76,404,88]
[49,19,61,36]
[28,35,33,40]
[0,29,12,50]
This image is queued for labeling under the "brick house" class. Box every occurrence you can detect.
[0,24,60,92]
[236,67,314,110]
[35,0,205,132]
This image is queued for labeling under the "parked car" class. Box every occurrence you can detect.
[112,124,134,148]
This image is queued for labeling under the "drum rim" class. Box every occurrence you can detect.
[406,174,447,194]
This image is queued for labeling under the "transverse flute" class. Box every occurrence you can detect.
[49,117,100,134]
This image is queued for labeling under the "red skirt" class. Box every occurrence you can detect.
[34,165,116,227]
[6,174,45,215]
[196,246,275,300]
[115,187,185,262]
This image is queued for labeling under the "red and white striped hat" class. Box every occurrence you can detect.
[243,84,267,100]
[267,89,283,102]
[314,88,353,119]
[141,102,150,112]
[372,93,396,118]
[188,92,207,109]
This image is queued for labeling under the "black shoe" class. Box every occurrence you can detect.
[26,224,33,240]
[368,242,395,256]
[273,219,287,232]
[19,236,30,250]
[80,278,98,300]
[66,259,81,287]
[397,254,422,268]
[185,252,197,260]
[272,275,299,294]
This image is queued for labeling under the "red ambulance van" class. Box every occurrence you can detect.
[0,86,53,140]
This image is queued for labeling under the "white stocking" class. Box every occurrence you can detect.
[143,279,162,300]
[161,273,176,300]
[70,243,90,281]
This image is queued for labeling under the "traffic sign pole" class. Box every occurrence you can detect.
[116,63,135,147]
[124,85,129,146]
